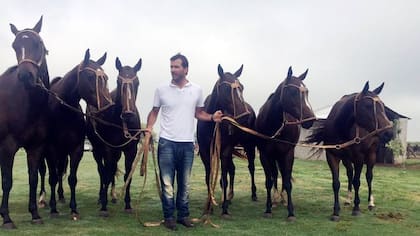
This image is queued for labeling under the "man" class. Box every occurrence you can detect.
[145,53,222,230]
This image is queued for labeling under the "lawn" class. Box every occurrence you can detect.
[2,149,420,235]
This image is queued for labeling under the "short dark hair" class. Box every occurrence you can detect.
[170,53,189,68]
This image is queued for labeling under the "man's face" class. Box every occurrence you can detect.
[170,59,188,81]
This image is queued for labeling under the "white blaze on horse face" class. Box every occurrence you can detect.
[236,89,243,103]
[21,47,25,61]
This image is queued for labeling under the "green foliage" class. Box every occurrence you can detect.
[2,150,420,235]
[386,139,404,156]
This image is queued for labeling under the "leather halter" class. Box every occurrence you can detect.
[271,81,316,138]
[118,75,138,115]
[77,64,113,113]
[14,29,48,88]
[117,74,139,139]
[352,93,393,143]
[215,79,250,120]
[15,30,47,67]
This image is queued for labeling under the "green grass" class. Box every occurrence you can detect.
[2,149,420,235]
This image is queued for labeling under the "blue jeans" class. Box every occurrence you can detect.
[157,138,194,220]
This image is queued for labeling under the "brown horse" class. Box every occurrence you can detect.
[86,57,142,216]
[0,17,49,228]
[42,49,113,220]
[306,82,393,221]
[255,67,315,221]
[197,64,257,217]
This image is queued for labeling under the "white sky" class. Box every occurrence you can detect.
[1,0,420,141]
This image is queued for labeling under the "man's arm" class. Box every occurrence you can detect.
[146,107,160,132]
[195,107,223,122]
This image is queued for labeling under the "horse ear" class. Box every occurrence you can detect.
[361,81,370,94]
[372,82,385,95]
[83,49,91,66]
[298,69,309,80]
[115,57,122,71]
[134,58,142,72]
[287,66,293,80]
[33,16,43,33]
[217,64,224,79]
[96,52,107,66]
[10,24,19,35]
[234,64,244,78]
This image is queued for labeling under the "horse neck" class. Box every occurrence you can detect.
[40,58,50,88]
[265,94,286,132]
[332,95,356,139]
[54,67,81,105]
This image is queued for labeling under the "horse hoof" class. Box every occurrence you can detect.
[368,205,375,211]
[287,216,296,222]
[99,210,109,217]
[263,212,273,218]
[124,208,134,214]
[352,210,361,216]
[111,199,117,204]
[58,198,66,204]
[71,213,81,221]
[252,196,258,202]
[330,215,340,222]
[2,222,17,229]
[31,218,44,225]
[221,213,232,220]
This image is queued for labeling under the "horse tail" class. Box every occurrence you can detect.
[305,120,326,159]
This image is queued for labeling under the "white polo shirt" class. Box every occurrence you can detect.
[153,81,204,142]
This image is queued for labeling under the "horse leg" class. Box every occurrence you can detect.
[279,150,296,221]
[227,159,235,203]
[26,146,44,224]
[38,158,47,208]
[68,147,83,220]
[261,154,274,218]
[220,153,231,218]
[45,151,59,216]
[57,157,68,203]
[0,144,18,229]
[327,152,341,221]
[343,159,353,206]
[110,177,117,204]
[366,149,377,210]
[245,145,257,201]
[200,154,213,215]
[123,148,135,212]
[352,163,363,216]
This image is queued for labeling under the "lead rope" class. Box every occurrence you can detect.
[120,134,163,227]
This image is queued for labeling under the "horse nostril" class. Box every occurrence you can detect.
[302,120,314,129]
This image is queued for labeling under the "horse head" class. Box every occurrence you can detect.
[77,49,113,112]
[209,64,249,119]
[354,81,393,140]
[115,57,141,123]
[274,66,315,129]
[10,16,49,88]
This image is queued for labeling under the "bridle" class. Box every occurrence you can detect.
[118,74,138,116]
[77,64,114,113]
[271,81,316,138]
[215,79,250,120]
[351,93,393,144]
[117,74,139,139]
[14,30,47,68]
[14,29,48,88]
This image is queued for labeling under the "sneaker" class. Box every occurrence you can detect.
[163,218,177,230]
[177,218,194,228]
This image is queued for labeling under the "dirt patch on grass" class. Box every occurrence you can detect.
[375,212,405,221]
